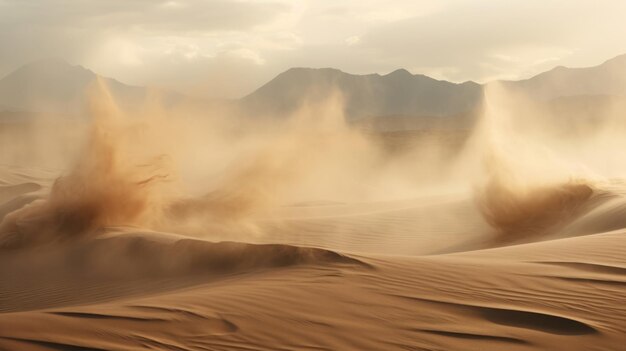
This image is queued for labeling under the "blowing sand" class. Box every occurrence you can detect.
[1,82,626,350]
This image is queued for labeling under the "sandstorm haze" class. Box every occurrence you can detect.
[1,0,626,98]
[2,1,626,350]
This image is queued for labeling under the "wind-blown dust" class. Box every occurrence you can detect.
[0,79,172,248]
[470,83,605,244]
[476,160,594,242]
[2,76,626,351]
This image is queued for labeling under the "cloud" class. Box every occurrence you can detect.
[101,47,275,99]
[0,0,289,33]
[0,0,290,76]
[345,36,361,46]
[1,0,626,97]
[356,0,626,82]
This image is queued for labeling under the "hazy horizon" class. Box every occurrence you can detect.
[2,0,626,98]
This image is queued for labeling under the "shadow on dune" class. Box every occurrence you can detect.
[0,231,367,313]
[396,295,597,336]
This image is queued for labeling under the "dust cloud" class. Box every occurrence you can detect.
[0,78,173,248]
[2,76,626,248]
[471,82,626,242]
[0,82,446,247]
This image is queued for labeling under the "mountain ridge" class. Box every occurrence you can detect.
[0,58,189,116]
[1,54,625,125]
[241,66,483,120]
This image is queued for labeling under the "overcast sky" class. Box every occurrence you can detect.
[1,0,626,98]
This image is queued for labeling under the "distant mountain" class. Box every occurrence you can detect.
[238,54,626,130]
[0,59,184,116]
[500,54,626,100]
[241,67,483,121]
[2,54,626,130]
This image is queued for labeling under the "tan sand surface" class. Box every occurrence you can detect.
[1,167,626,350]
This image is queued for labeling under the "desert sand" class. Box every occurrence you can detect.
[1,81,626,351]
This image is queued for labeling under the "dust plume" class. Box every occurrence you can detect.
[471,82,604,242]
[0,78,172,248]
[9,71,624,250]
[476,155,594,242]
[160,91,386,238]
[1,84,410,246]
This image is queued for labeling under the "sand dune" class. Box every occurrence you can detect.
[2,78,626,350]
[1,164,626,350]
